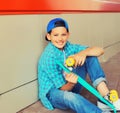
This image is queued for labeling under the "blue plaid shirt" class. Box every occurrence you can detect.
[38,41,87,110]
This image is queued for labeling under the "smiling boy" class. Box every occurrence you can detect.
[38,18,120,113]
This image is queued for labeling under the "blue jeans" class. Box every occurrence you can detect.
[48,56,106,113]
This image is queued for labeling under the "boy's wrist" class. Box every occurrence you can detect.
[67,82,76,87]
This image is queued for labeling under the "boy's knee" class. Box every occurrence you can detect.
[64,91,77,101]
[86,56,98,61]
[85,56,100,66]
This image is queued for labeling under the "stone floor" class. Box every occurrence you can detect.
[17,52,120,113]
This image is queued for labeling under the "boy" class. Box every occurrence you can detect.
[38,18,120,113]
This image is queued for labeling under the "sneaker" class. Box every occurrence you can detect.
[97,100,112,111]
[97,90,120,112]
[113,99,120,111]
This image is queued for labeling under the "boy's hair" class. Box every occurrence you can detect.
[45,18,69,41]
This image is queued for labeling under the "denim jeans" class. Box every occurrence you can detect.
[48,56,106,113]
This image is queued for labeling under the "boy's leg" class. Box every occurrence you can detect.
[72,56,107,95]
[96,81,109,97]
[72,65,87,93]
[82,56,109,96]
[48,88,102,113]
[83,56,120,111]
[71,56,110,97]
[85,56,106,88]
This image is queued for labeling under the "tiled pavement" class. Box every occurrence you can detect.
[17,52,120,113]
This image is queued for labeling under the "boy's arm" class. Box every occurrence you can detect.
[70,46,104,67]
[80,46,104,57]
[60,73,78,91]
[60,82,75,91]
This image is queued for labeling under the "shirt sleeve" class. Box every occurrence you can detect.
[72,43,88,53]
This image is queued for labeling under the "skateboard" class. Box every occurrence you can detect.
[56,58,117,113]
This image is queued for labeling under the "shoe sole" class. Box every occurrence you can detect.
[97,101,120,112]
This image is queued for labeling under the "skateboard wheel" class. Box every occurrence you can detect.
[109,90,119,102]
[65,57,75,67]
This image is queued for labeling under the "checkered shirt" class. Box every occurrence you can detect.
[38,41,87,110]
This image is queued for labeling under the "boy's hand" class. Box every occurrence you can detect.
[69,51,87,67]
[65,72,78,84]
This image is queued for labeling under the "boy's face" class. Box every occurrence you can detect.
[47,27,69,50]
